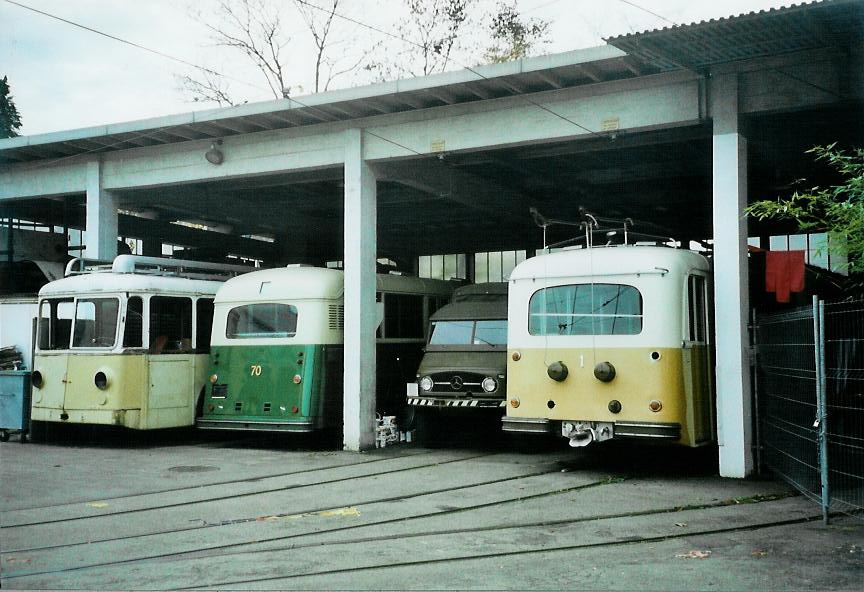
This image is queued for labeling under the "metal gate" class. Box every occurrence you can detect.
[755,297,864,523]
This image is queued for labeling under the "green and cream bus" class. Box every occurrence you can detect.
[197,265,455,434]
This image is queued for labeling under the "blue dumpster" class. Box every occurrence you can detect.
[0,370,31,443]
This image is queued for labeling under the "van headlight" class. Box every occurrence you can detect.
[481,377,498,393]
[418,376,433,392]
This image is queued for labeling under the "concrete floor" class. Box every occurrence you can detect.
[1,427,862,590]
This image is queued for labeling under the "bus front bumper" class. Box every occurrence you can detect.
[196,418,319,432]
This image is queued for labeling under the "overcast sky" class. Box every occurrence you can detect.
[2,0,795,136]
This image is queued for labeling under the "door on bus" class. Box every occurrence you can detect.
[33,298,73,413]
[683,274,714,445]
[146,296,196,427]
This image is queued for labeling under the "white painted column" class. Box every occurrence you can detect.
[342,129,378,451]
[711,74,753,477]
[85,160,118,261]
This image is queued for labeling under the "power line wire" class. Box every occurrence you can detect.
[3,0,270,94]
[4,0,601,178]
[293,0,600,136]
[617,0,676,26]
[0,0,442,171]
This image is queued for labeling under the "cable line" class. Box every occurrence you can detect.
[292,0,600,136]
[2,0,269,94]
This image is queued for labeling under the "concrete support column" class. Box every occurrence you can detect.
[342,129,378,451]
[711,74,753,477]
[85,160,118,261]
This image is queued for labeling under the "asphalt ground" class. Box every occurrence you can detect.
[1,423,862,591]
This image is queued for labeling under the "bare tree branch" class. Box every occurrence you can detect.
[176,71,238,106]
[185,0,292,103]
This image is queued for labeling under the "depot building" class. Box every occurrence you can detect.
[1,0,862,476]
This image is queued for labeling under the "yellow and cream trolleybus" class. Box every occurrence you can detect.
[502,245,714,448]
[31,255,250,431]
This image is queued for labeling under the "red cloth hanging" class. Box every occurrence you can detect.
[765,250,806,303]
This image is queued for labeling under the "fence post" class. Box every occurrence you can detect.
[751,307,762,475]
[813,296,830,524]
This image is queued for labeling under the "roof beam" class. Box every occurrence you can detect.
[463,82,495,99]
[377,160,534,216]
[422,87,457,105]
[395,93,429,110]
[536,71,565,89]
[576,63,603,82]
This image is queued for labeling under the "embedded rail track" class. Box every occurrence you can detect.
[0,441,850,591]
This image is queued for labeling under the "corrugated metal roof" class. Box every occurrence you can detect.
[606,0,864,71]
[0,45,646,165]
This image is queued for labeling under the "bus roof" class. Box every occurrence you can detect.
[38,272,225,297]
[509,245,710,282]
[216,266,344,303]
[215,266,457,304]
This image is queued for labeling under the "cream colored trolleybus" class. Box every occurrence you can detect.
[31,256,249,431]
[502,245,714,448]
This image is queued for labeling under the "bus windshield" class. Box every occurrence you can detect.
[226,303,298,338]
[72,297,120,348]
[429,319,507,346]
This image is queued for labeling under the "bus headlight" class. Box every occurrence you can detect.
[94,371,109,390]
[418,376,433,392]
[32,370,44,389]
[594,361,616,382]
[209,374,219,384]
[481,377,498,393]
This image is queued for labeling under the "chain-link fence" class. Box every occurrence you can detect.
[755,298,864,522]
[822,300,864,516]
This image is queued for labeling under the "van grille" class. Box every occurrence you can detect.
[429,372,498,396]
[329,305,344,330]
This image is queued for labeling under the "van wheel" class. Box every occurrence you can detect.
[0,431,9,442]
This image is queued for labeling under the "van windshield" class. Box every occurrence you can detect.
[429,320,507,346]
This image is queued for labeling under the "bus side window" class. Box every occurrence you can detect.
[149,296,193,354]
[688,276,707,343]
[123,296,143,348]
[196,298,215,352]
[37,301,50,350]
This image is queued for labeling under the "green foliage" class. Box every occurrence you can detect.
[0,76,22,138]
[484,1,550,64]
[746,144,864,272]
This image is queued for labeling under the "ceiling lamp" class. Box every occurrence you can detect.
[205,140,224,165]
